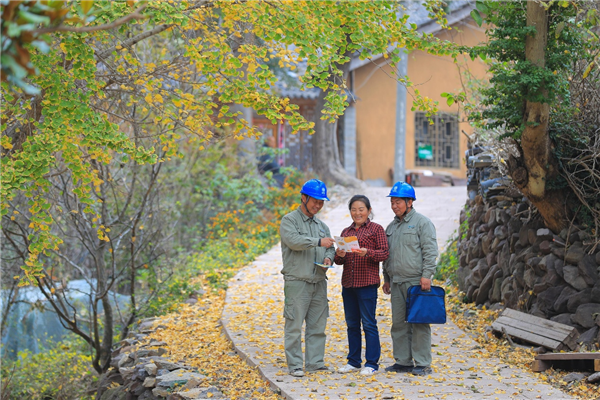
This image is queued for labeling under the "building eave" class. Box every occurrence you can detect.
[349,3,475,72]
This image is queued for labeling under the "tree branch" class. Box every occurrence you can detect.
[96,23,174,60]
[95,0,220,60]
[33,5,147,35]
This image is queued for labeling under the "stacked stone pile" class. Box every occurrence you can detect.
[97,318,226,400]
[457,196,600,347]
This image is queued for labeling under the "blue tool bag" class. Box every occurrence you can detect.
[406,285,447,324]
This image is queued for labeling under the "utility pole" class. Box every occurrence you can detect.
[393,49,408,184]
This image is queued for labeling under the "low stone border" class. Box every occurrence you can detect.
[97,318,226,400]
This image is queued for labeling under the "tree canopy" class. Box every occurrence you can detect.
[2,0,460,283]
[1,0,461,372]
[465,0,599,239]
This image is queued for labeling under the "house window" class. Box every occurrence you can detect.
[414,112,459,169]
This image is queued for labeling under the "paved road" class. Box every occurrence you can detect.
[221,186,572,399]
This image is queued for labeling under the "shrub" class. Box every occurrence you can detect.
[1,338,95,400]
[142,169,306,316]
[435,237,459,283]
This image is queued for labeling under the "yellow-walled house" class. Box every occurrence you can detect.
[345,2,488,186]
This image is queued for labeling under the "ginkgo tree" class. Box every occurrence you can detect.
[1,0,459,372]
[466,0,599,237]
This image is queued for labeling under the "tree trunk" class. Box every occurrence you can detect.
[312,55,362,187]
[231,27,258,174]
[507,1,569,233]
[232,103,257,171]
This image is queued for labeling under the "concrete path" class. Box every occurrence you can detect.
[221,186,572,399]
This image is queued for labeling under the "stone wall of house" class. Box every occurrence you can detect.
[456,196,600,348]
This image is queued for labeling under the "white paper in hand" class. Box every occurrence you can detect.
[334,236,360,252]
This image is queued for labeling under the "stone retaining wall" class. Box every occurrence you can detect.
[457,196,600,347]
[96,317,225,400]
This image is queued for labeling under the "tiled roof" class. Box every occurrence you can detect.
[276,82,321,100]
[274,1,475,98]
[349,0,476,71]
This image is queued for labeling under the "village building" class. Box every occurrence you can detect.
[349,2,487,186]
[254,2,488,186]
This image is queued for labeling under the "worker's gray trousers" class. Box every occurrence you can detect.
[390,281,432,367]
[283,280,329,371]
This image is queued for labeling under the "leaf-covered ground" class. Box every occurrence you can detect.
[138,267,599,400]
[445,286,600,400]
[137,184,598,399]
[142,275,281,399]
[221,254,576,399]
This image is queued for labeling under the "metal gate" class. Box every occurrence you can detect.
[414,112,459,169]
[278,106,316,171]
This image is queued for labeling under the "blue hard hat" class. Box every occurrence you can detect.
[301,179,330,201]
[387,181,416,200]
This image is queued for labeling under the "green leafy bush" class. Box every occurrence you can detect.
[142,168,306,315]
[435,237,459,283]
[1,338,95,400]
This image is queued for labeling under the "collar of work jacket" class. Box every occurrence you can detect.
[298,207,317,223]
[394,208,415,224]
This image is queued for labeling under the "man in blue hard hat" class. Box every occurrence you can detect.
[279,179,336,377]
[382,181,438,376]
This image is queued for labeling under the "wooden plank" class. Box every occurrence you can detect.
[493,316,568,342]
[492,323,563,349]
[531,359,552,372]
[494,314,578,342]
[495,315,574,341]
[492,318,572,351]
[493,309,579,351]
[531,357,600,373]
[536,353,600,361]
[492,316,573,346]
[563,330,580,351]
[501,308,577,337]
[502,308,574,331]
[501,309,576,337]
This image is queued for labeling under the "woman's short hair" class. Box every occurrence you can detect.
[348,195,373,218]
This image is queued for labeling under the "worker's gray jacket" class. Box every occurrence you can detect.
[280,208,336,283]
[383,208,438,283]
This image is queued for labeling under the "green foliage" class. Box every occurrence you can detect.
[436,210,468,283]
[142,169,305,316]
[459,209,471,241]
[1,337,96,400]
[464,1,599,240]
[440,91,466,107]
[1,1,63,94]
[435,237,459,283]
[0,0,465,376]
[2,0,461,284]
[467,1,591,140]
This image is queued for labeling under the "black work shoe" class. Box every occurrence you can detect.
[384,364,414,373]
[411,366,432,376]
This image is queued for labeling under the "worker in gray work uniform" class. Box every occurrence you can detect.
[382,182,438,376]
[279,179,335,377]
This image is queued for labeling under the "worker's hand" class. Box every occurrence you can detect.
[356,247,368,257]
[321,258,332,272]
[335,248,346,257]
[382,282,391,295]
[320,237,335,248]
[420,277,431,291]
